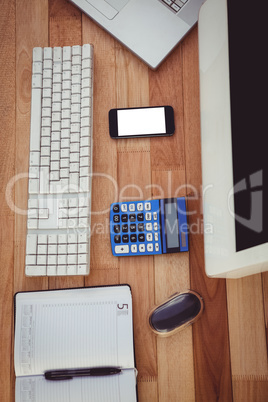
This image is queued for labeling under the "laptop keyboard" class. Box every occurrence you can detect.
[160,0,188,13]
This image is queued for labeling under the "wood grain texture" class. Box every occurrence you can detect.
[115,42,150,152]
[227,275,268,377]
[1,1,267,401]
[183,28,233,401]
[15,0,49,292]
[232,377,268,402]
[149,46,185,171]
[49,0,82,47]
[262,272,268,344]
[0,3,15,396]
[138,378,158,402]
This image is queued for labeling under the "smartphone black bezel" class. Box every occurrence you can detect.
[108,105,175,139]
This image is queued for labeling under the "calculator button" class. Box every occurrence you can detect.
[131,244,137,253]
[137,203,143,211]
[147,243,154,252]
[121,204,127,212]
[139,244,146,253]
[122,234,129,243]
[146,223,152,231]
[113,215,120,223]
[130,223,136,232]
[129,203,135,212]
[114,235,121,243]
[154,222,158,231]
[113,204,120,213]
[145,212,152,221]
[129,214,136,222]
[130,234,137,242]
[138,233,145,242]
[146,233,153,241]
[155,243,159,252]
[113,224,120,233]
[137,213,144,221]
[138,223,144,232]
[115,245,129,254]
[154,233,159,241]
[121,214,128,222]
[153,212,157,220]
[145,202,151,211]
[122,224,128,232]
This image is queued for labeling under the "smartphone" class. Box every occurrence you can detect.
[109,106,175,139]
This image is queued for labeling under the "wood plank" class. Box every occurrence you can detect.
[182,27,233,401]
[114,42,150,152]
[149,44,185,171]
[137,378,158,402]
[15,0,49,291]
[0,5,16,398]
[227,275,268,377]
[82,16,119,285]
[262,272,268,344]
[49,0,82,47]
[232,377,268,402]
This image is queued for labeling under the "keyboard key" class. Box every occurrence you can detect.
[131,244,137,253]
[121,214,128,222]
[137,203,143,211]
[113,225,120,234]
[121,204,127,212]
[138,234,145,242]
[139,244,145,253]
[115,245,129,254]
[145,202,151,211]
[113,215,120,223]
[122,224,128,232]
[137,213,144,221]
[130,224,136,232]
[122,235,129,243]
[130,234,137,242]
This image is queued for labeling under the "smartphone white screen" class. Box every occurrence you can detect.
[117,107,166,136]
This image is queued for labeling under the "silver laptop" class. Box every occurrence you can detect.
[70,0,204,69]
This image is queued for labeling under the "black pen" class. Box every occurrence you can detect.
[45,367,122,381]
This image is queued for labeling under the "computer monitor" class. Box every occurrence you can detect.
[198,0,268,278]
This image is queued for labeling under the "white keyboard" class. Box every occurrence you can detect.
[25,44,93,276]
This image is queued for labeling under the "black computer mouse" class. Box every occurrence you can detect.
[149,290,204,336]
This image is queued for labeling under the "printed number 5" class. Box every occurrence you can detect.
[117,303,128,310]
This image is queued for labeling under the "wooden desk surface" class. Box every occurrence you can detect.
[1,0,268,400]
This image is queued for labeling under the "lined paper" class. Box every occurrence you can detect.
[15,369,137,402]
[14,286,134,377]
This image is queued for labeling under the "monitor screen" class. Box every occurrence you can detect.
[227,0,268,251]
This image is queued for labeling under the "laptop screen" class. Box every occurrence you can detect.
[227,0,268,252]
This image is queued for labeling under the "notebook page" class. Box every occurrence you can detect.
[15,369,137,402]
[14,286,134,377]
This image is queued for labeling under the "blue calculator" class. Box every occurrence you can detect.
[110,197,188,256]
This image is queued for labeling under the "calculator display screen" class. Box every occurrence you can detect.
[164,201,179,249]
[117,107,166,136]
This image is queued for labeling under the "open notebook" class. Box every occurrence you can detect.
[14,285,137,402]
